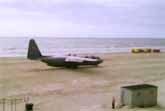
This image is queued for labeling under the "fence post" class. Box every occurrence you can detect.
[2,99,5,111]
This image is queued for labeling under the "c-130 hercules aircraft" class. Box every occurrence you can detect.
[27,39,103,68]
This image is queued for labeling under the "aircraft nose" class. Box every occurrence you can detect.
[98,59,103,64]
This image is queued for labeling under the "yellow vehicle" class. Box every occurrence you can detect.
[131,48,158,53]
[131,49,142,53]
[142,48,151,53]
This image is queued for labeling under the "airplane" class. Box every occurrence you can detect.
[27,39,103,68]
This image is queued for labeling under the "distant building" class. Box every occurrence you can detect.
[120,84,158,107]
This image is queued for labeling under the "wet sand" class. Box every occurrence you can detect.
[0,53,165,111]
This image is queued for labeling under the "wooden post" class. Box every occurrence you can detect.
[14,99,16,111]
[2,99,5,111]
[11,100,13,111]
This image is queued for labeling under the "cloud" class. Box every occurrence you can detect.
[0,0,164,37]
[0,6,97,37]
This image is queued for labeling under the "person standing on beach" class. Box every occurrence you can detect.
[112,96,116,109]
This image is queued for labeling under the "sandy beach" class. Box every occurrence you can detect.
[1,53,165,111]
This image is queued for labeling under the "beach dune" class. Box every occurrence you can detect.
[0,53,165,111]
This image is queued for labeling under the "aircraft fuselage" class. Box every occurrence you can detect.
[41,56,103,68]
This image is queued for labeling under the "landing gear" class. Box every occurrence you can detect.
[66,65,78,69]
[65,63,78,69]
[65,65,78,69]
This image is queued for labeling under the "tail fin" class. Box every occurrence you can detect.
[27,39,42,60]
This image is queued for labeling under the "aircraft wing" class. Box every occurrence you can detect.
[65,56,97,63]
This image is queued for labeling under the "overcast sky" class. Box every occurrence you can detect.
[0,0,164,38]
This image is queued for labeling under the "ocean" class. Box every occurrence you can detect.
[0,37,165,57]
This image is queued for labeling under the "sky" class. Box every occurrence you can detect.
[0,0,164,38]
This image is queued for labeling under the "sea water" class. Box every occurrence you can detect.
[0,37,165,57]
